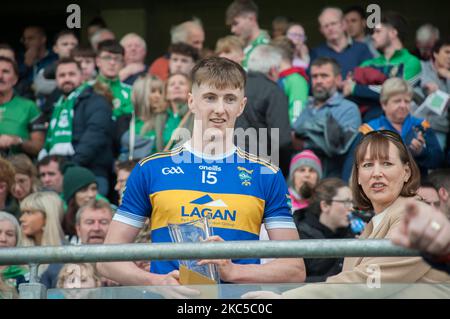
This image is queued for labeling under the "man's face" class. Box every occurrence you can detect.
[169,53,195,75]
[311,64,340,102]
[76,208,112,244]
[38,161,63,193]
[53,34,78,58]
[74,56,96,82]
[56,63,83,95]
[0,61,18,94]
[434,45,450,70]
[188,83,247,138]
[96,51,124,79]
[381,93,411,125]
[319,10,346,43]
[122,36,147,64]
[231,14,254,43]
[372,24,392,51]
[187,27,205,51]
[22,27,46,50]
[344,11,366,39]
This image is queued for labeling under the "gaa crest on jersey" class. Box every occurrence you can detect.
[237,166,253,186]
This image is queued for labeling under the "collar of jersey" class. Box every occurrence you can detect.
[183,141,237,161]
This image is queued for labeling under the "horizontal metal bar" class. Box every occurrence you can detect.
[0,240,419,265]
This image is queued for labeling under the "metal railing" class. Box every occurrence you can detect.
[0,239,420,299]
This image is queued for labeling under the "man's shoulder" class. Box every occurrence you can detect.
[330,94,359,110]
[235,147,279,174]
[11,95,37,108]
[138,145,186,168]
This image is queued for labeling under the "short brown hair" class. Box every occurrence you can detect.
[71,46,95,59]
[116,159,138,173]
[55,57,82,73]
[350,130,420,211]
[191,56,246,90]
[169,42,200,62]
[226,0,259,25]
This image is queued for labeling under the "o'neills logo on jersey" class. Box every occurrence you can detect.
[180,194,236,221]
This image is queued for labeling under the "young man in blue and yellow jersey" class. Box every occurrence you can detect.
[98,57,305,296]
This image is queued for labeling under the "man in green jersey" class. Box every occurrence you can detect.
[342,12,422,122]
[225,0,270,69]
[95,40,133,120]
[0,56,45,158]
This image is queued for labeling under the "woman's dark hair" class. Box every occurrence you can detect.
[62,198,78,237]
[350,130,420,211]
[308,178,347,216]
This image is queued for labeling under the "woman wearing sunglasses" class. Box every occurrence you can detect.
[342,78,443,181]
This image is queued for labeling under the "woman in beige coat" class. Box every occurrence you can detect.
[244,130,450,299]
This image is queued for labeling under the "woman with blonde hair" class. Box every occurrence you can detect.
[119,75,168,160]
[8,154,40,203]
[20,191,64,247]
[56,263,102,299]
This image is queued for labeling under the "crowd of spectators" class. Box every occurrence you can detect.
[1,0,449,298]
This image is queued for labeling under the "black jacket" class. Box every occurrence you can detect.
[293,209,355,282]
[71,86,114,178]
[235,71,292,176]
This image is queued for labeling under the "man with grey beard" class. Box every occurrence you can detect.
[292,57,361,178]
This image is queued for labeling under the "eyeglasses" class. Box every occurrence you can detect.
[287,32,307,41]
[99,55,123,63]
[331,199,354,208]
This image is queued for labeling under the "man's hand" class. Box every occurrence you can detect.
[391,200,450,256]
[424,82,439,95]
[197,235,237,282]
[0,135,22,149]
[409,131,425,155]
[24,47,40,66]
[119,63,145,81]
[342,78,355,97]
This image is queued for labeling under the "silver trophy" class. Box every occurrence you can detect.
[168,216,219,283]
